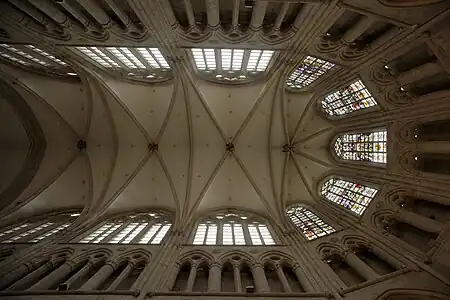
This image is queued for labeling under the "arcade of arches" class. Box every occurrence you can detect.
[0,1,450,299]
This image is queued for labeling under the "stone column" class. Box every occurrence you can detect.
[75,0,110,26]
[29,260,76,290]
[397,210,442,234]
[81,261,117,290]
[250,0,269,30]
[205,0,220,28]
[342,16,375,44]
[251,263,270,292]
[207,263,222,292]
[397,62,442,87]
[107,262,134,291]
[64,261,94,287]
[275,264,291,293]
[7,260,56,290]
[185,264,198,292]
[369,246,404,270]
[292,263,314,292]
[0,261,42,290]
[342,251,379,281]
[233,264,242,292]
[417,141,450,153]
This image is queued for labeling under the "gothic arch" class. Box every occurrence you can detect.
[218,250,256,266]
[377,0,447,7]
[375,288,450,299]
[178,250,214,267]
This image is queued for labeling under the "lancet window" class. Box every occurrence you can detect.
[334,130,387,163]
[287,56,335,89]
[192,212,275,245]
[78,211,172,244]
[286,206,336,240]
[321,178,378,215]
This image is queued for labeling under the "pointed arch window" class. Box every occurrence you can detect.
[321,178,378,215]
[192,212,275,245]
[286,206,335,240]
[190,48,274,81]
[287,56,335,89]
[322,80,377,116]
[0,212,79,244]
[334,130,387,163]
[78,211,172,244]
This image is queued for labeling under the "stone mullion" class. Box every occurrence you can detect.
[243,221,252,245]
[131,220,155,244]
[101,221,130,243]
[217,221,223,245]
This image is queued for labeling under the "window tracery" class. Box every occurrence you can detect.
[193,212,275,245]
[321,178,378,215]
[72,46,171,80]
[190,48,274,81]
[0,44,74,76]
[78,212,172,244]
[322,80,377,116]
[286,56,335,89]
[286,206,336,240]
[334,130,387,163]
[0,212,79,243]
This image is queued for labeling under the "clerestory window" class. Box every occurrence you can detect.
[286,206,335,240]
[321,178,378,215]
[192,212,275,245]
[287,56,335,89]
[78,211,172,244]
[0,212,79,243]
[190,48,274,81]
[322,80,377,116]
[334,130,387,164]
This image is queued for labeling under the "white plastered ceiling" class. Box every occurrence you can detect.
[0,60,335,226]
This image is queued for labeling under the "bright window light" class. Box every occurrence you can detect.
[151,224,171,244]
[192,213,276,245]
[30,223,70,243]
[190,48,275,80]
[25,45,68,66]
[75,47,170,70]
[287,56,334,89]
[0,44,48,66]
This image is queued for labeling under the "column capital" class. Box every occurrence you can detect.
[106,260,118,269]
[251,263,264,270]
[292,263,301,270]
[341,249,355,259]
[233,264,240,270]
[210,262,222,270]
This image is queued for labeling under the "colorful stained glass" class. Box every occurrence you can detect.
[334,130,387,163]
[321,178,378,215]
[322,80,377,116]
[287,56,335,89]
[286,206,335,240]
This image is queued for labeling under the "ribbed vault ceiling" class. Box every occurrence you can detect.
[0,58,333,227]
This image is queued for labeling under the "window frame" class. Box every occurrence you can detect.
[191,212,277,246]
[320,78,379,119]
[76,211,172,245]
[0,211,80,244]
[286,55,336,91]
[286,205,337,241]
[330,127,389,167]
[188,48,276,84]
[319,176,380,217]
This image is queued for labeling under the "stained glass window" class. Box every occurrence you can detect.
[286,206,335,240]
[192,212,275,245]
[322,80,377,116]
[78,212,171,244]
[287,56,335,89]
[321,178,378,215]
[334,130,387,163]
